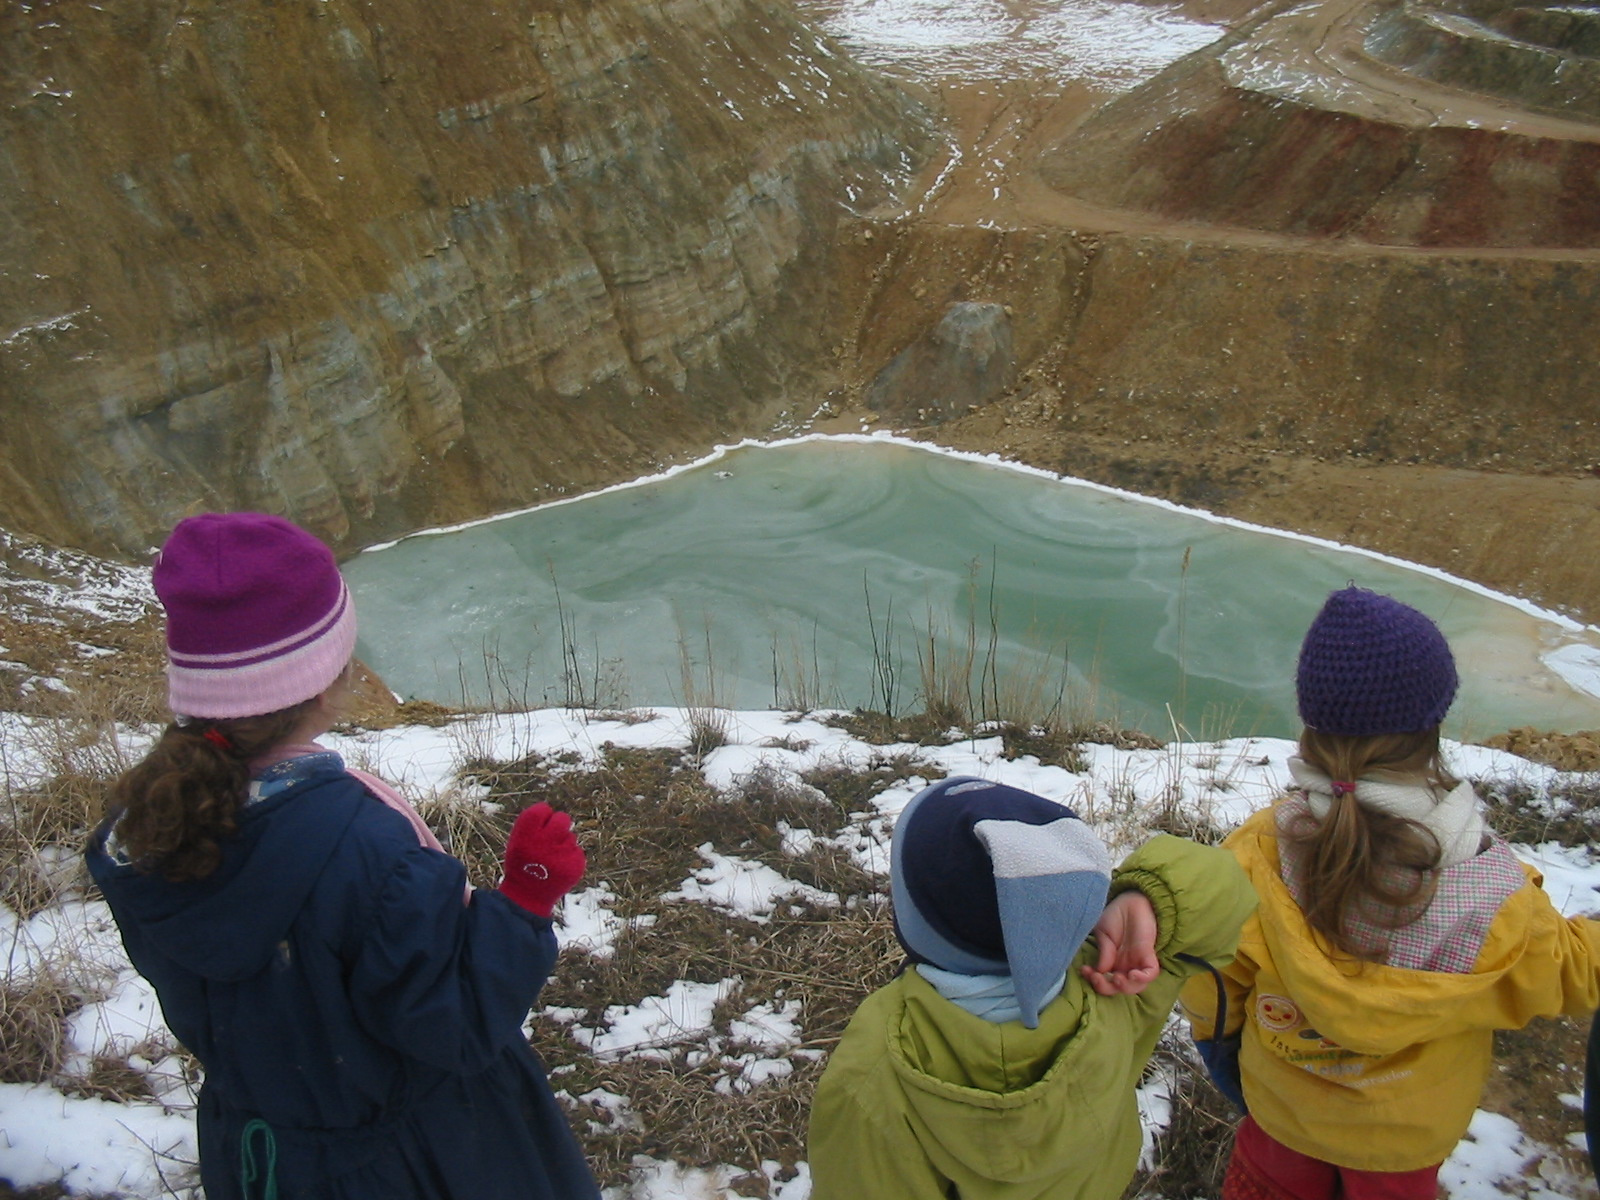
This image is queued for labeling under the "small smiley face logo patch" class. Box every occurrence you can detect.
[1256,994,1300,1032]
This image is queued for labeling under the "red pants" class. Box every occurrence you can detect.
[1223,1117,1441,1200]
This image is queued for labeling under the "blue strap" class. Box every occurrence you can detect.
[240,1118,279,1200]
[1176,952,1248,1114]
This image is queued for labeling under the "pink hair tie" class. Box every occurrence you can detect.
[202,728,235,753]
[1330,780,1358,797]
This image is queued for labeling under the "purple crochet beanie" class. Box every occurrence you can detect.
[153,513,357,719]
[1296,587,1457,737]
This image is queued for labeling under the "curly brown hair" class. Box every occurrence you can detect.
[1280,725,1457,962]
[106,699,320,882]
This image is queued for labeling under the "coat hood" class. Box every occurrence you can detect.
[87,767,367,982]
[1237,810,1542,1057]
[887,966,1135,1185]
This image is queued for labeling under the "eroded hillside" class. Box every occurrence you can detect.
[0,0,932,554]
[811,0,1600,621]
[8,0,1600,626]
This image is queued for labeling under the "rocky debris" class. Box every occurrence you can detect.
[1482,726,1600,772]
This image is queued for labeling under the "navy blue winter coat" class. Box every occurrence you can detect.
[85,756,598,1200]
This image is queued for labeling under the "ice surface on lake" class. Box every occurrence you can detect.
[346,437,1600,741]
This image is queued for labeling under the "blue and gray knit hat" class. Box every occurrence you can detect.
[1296,587,1458,737]
[891,776,1113,1028]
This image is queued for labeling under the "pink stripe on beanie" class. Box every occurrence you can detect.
[155,513,358,719]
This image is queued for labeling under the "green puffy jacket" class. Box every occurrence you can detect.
[806,834,1256,1200]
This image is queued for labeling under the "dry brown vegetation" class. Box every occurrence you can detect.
[1480,1018,1596,1195]
[439,736,1257,1195]
[2,639,1598,1195]
[1480,773,1600,848]
[1487,728,1600,775]
[437,744,913,1190]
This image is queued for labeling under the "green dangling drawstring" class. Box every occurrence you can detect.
[240,1118,279,1200]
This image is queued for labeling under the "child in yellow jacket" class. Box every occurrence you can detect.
[1182,586,1600,1200]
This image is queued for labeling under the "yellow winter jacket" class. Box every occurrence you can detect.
[1181,802,1600,1171]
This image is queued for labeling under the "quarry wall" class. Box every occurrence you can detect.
[0,0,932,554]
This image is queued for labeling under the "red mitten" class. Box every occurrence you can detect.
[499,803,586,917]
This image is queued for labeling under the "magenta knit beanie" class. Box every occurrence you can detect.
[154,513,357,719]
[1296,587,1457,737]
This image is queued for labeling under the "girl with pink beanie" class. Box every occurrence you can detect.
[86,512,598,1200]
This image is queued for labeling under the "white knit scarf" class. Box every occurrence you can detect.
[1286,757,1486,868]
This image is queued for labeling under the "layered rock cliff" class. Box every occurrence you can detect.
[0,0,932,554]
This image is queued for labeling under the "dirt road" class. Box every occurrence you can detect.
[801,0,1600,624]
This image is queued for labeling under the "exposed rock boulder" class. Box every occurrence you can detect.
[866,301,1016,423]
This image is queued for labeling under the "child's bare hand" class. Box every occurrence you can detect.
[1080,890,1160,997]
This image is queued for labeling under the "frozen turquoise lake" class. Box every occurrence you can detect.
[346,438,1600,740]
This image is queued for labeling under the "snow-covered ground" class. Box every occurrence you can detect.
[4,706,1598,1197]
[812,0,1226,91]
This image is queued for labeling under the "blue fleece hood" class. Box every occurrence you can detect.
[88,764,367,982]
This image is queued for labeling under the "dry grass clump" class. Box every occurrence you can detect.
[687,708,732,759]
[992,720,1089,771]
[458,745,895,911]
[0,1183,78,1199]
[1123,1030,1241,1198]
[1478,774,1600,847]
[357,696,456,729]
[535,900,899,1192]
[1080,722,1165,751]
[67,1052,159,1104]
[2,809,87,923]
[543,1044,826,1195]
[799,753,946,816]
[0,975,76,1084]
[821,707,962,746]
[1145,809,1231,846]
[822,709,1159,768]
[447,738,908,1190]
[0,670,151,922]
[523,749,761,903]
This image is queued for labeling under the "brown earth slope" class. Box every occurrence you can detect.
[804,0,1600,624]
[8,0,1600,630]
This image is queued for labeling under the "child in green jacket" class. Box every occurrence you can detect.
[807,776,1256,1200]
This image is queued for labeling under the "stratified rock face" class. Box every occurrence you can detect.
[0,0,931,554]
